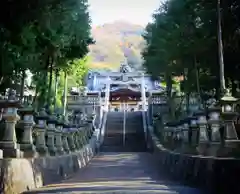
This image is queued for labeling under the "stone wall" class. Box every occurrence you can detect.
[0,135,99,194]
[149,128,240,194]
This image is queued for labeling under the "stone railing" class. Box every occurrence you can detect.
[67,95,100,105]
[149,105,240,193]
[0,92,102,194]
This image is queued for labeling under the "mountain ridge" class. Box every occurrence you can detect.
[88,20,145,70]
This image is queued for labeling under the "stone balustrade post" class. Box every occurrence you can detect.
[62,124,70,153]
[55,120,65,155]
[18,107,37,157]
[0,92,22,158]
[46,114,57,156]
[35,108,48,156]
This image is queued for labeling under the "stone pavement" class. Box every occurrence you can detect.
[24,152,205,194]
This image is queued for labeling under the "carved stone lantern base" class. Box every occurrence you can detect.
[56,144,65,155]
[36,146,48,156]
[20,144,37,158]
[48,145,57,156]
[0,142,23,158]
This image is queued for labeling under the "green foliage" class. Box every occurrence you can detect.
[142,0,215,92]
[65,57,89,88]
[0,0,93,108]
[143,0,240,98]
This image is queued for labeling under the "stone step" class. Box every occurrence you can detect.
[103,112,147,152]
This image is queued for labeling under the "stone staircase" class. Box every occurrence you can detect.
[125,111,147,152]
[101,111,147,152]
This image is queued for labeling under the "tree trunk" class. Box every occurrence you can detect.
[183,68,190,114]
[194,55,204,108]
[165,70,173,119]
[32,83,39,109]
[47,57,53,109]
[217,0,226,94]
[39,56,50,109]
[53,70,59,111]
[20,70,26,102]
[63,71,68,116]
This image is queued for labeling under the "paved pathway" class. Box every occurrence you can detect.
[26,152,205,194]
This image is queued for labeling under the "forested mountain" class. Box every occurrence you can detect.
[88,20,145,70]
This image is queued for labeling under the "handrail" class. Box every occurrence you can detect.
[99,110,108,144]
[92,106,104,130]
[142,111,147,141]
[92,114,98,130]
[91,106,108,145]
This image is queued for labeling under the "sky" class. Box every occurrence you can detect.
[88,0,162,26]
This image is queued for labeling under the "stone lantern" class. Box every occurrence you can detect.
[18,107,36,157]
[189,116,198,145]
[0,95,4,121]
[194,109,209,143]
[0,91,22,158]
[181,118,190,144]
[164,122,175,144]
[78,124,86,147]
[35,108,48,156]
[72,124,80,150]
[220,90,238,113]
[175,120,183,142]
[152,113,159,135]
[62,123,70,153]
[75,112,82,126]
[86,115,93,138]
[67,124,76,152]
[220,90,239,141]
[55,117,65,154]
[46,114,58,156]
[207,107,221,142]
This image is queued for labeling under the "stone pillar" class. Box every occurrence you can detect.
[46,115,57,156]
[55,120,64,154]
[0,95,22,158]
[18,108,37,157]
[62,124,70,153]
[35,108,48,156]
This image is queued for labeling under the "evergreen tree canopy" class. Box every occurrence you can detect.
[142,0,240,97]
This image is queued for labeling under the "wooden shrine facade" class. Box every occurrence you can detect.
[100,88,150,102]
